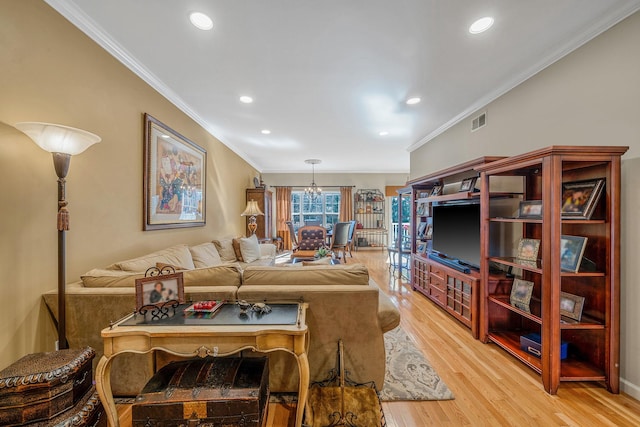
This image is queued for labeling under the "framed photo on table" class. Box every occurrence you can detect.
[144,113,207,230]
[135,272,185,311]
[561,178,604,220]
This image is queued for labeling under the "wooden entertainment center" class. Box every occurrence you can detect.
[408,146,627,394]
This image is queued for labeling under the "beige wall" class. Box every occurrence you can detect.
[410,11,640,398]
[0,1,257,367]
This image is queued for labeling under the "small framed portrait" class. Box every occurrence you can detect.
[135,272,185,311]
[518,200,543,219]
[417,221,427,237]
[510,278,534,308]
[516,238,540,262]
[417,242,427,254]
[560,235,588,273]
[561,178,605,220]
[416,202,429,216]
[429,185,443,197]
[459,177,477,192]
[425,224,433,240]
[560,291,585,322]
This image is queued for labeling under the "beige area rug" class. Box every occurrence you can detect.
[379,326,454,401]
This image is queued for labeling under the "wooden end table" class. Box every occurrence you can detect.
[95,302,309,427]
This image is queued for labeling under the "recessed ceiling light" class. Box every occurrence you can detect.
[189,12,213,30]
[469,17,494,34]
[379,131,389,136]
[261,129,271,135]
[239,96,253,104]
[406,97,421,105]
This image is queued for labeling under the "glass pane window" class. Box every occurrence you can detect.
[291,191,341,233]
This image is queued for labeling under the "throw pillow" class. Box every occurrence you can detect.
[212,238,237,262]
[231,238,244,262]
[114,244,196,272]
[189,243,223,268]
[238,235,261,263]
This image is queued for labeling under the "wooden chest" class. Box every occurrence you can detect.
[132,357,269,427]
[31,386,106,427]
[0,347,95,426]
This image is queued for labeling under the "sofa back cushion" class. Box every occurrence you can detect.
[242,264,369,287]
[112,244,195,272]
[237,235,261,263]
[189,243,223,268]
[81,269,145,288]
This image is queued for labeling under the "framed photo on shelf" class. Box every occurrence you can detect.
[416,202,429,216]
[417,222,427,238]
[510,278,534,308]
[516,238,540,262]
[560,235,588,273]
[135,272,185,311]
[429,185,443,197]
[425,224,433,240]
[459,177,477,192]
[560,291,585,322]
[518,200,543,219]
[144,113,207,230]
[561,178,605,220]
[417,242,427,254]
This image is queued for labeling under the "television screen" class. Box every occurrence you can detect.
[431,203,481,269]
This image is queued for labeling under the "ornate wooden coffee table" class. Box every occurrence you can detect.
[95,302,309,427]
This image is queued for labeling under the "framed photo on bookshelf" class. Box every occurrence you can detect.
[459,177,477,192]
[518,200,542,219]
[560,235,588,273]
[560,291,585,322]
[430,184,443,197]
[425,224,433,240]
[561,178,604,220]
[416,202,429,216]
[516,238,540,262]
[510,278,534,308]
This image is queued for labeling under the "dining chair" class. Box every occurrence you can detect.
[330,222,351,263]
[346,220,357,257]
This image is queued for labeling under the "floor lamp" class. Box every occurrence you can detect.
[15,122,101,350]
[241,199,264,236]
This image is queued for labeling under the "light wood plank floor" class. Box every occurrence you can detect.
[117,250,640,426]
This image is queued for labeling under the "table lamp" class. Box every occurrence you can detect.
[15,122,101,349]
[241,199,264,236]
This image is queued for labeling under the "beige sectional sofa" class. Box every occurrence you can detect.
[42,239,401,396]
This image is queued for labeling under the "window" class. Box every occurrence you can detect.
[291,191,340,231]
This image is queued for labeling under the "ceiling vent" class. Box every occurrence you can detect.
[471,112,487,132]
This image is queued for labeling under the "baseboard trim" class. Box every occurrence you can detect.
[621,377,640,401]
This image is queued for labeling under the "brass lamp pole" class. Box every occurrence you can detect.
[16,122,101,349]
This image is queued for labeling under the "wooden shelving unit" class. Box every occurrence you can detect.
[354,189,387,250]
[246,187,272,240]
[477,145,628,394]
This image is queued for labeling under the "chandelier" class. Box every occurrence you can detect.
[304,159,322,200]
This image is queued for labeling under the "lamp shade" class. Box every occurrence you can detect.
[241,200,264,216]
[15,122,101,155]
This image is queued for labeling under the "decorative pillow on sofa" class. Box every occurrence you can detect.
[238,235,261,263]
[231,238,245,262]
[113,244,196,272]
[189,243,223,268]
[212,238,237,262]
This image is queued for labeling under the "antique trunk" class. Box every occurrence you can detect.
[0,347,95,426]
[132,357,269,427]
[31,386,106,427]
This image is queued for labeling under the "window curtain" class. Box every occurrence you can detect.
[276,187,292,250]
[339,186,353,222]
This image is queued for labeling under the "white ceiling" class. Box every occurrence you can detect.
[47,0,640,173]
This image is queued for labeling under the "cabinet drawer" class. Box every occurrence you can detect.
[429,275,447,292]
[428,285,446,306]
[429,265,447,281]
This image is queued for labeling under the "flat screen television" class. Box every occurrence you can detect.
[431,202,481,269]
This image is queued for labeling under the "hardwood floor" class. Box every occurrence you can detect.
[117,250,640,426]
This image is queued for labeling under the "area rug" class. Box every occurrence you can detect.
[379,326,454,401]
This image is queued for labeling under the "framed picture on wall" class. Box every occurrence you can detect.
[144,113,206,230]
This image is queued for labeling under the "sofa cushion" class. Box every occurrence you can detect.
[189,243,223,268]
[231,238,244,262]
[81,269,145,288]
[212,238,237,262]
[182,264,242,287]
[113,244,195,272]
[238,235,261,263]
[242,264,369,287]
[302,257,333,266]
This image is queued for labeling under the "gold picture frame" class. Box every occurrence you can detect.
[144,113,206,230]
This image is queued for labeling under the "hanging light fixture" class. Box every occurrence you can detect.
[304,159,322,200]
